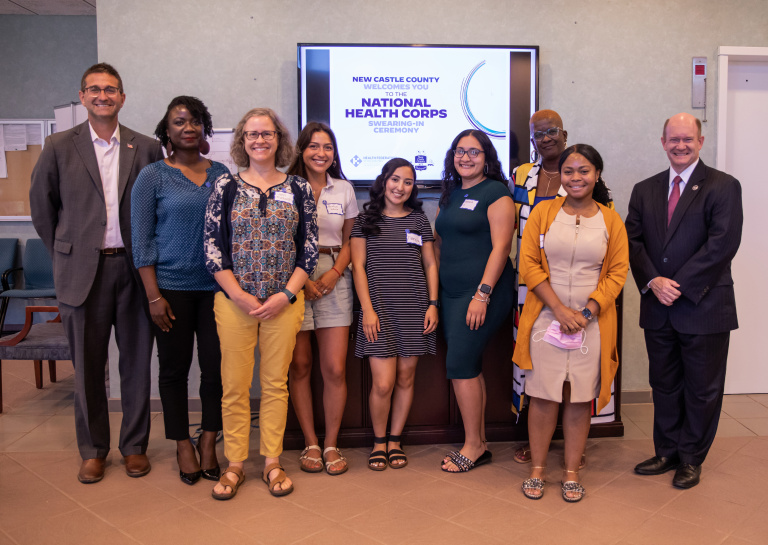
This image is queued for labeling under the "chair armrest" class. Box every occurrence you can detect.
[0,305,60,347]
[1,267,22,291]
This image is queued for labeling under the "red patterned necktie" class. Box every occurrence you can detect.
[667,176,682,226]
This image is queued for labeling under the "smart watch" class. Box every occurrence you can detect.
[281,288,297,304]
[429,300,440,308]
[581,307,594,321]
[477,283,493,295]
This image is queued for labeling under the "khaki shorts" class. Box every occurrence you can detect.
[301,252,353,331]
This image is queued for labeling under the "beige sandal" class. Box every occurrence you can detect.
[211,466,245,501]
[323,447,348,476]
[263,462,294,497]
[299,445,323,473]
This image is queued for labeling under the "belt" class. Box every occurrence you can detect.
[101,247,126,255]
[318,246,342,255]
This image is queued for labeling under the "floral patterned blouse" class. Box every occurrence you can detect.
[204,173,318,299]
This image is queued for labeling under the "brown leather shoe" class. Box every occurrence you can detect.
[78,458,106,484]
[124,454,151,478]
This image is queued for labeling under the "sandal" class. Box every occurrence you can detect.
[387,434,407,469]
[262,462,294,497]
[561,470,585,503]
[299,444,323,473]
[322,446,348,476]
[368,436,388,471]
[441,449,492,473]
[513,444,532,464]
[521,466,546,500]
[211,466,245,501]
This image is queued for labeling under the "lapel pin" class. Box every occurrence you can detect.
[127,144,134,149]
[692,185,699,191]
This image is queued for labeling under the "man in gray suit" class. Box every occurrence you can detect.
[30,63,163,483]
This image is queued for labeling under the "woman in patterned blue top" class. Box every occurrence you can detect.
[131,96,227,486]
[204,108,318,500]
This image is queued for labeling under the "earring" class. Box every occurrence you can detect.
[530,149,539,163]
[484,163,489,175]
[332,160,337,167]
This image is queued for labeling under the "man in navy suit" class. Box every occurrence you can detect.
[625,113,743,488]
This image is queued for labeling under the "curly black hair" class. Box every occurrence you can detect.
[359,158,422,236]
[439,129,508,207]
[558,144,612,207]
[154,95,214,148]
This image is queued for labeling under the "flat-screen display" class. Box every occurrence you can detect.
[298,43,538,187]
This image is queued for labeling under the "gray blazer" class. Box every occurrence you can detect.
[30,121,164,307]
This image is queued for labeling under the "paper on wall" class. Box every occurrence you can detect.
[4,124,27,151]
[0,125,7,178]
[25,124,42,145]
[202,131,237,174]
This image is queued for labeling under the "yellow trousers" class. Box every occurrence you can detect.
[214,291,304,461]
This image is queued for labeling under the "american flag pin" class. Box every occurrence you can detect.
[127,144,134,149]
[692,185,699,190]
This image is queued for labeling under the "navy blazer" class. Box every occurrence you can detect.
[29,121,163,307]
[625,160,743,335]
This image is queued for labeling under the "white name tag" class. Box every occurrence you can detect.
[324,202,344,215]
[406,231,423,246]
[273,191,293,204]
[540,234,545,248]
[460,198,479,211]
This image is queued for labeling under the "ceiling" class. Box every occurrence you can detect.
[0,0,95,15]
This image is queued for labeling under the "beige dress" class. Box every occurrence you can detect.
[526,208,608,403]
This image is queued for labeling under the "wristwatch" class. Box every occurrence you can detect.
[477,283,493,295]
[581,307,594,321]
[429,300,440,308]
[281,288,297,304]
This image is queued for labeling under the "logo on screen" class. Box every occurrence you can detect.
[414,154,427,171]
[350,155,362,167]
[460,61,505,139]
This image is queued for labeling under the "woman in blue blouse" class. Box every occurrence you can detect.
[131,96,228,485]
[204,108,318,500]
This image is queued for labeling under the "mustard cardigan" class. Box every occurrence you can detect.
[512,197,629,413]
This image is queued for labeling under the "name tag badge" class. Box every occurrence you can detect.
[273,191,293,204]
[324,201,344,215]
[460,198,479,211]
[540,234,545,248]
[405,229,423,246]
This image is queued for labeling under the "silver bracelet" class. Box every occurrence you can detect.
[471,295,490,305]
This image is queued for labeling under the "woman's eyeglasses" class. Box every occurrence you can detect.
[243,130,278,141]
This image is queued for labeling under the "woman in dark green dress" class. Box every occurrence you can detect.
[435,129,515,472]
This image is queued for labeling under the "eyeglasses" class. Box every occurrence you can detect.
[453,148,484,158]
[532,127,564,141]
[244,130,278,141]
[83,86,121,97]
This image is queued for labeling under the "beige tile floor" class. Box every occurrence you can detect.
[1,359,767,545]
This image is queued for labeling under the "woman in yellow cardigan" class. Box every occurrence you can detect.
[513,144,628,502]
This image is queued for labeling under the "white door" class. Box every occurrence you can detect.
[721,51,768,393]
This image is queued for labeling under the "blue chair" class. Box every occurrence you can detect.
[0,239,56,334]
[0,238,19,292]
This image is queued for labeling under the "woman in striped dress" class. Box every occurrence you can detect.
[350,158,439,471]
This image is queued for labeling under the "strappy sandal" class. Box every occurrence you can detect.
[211,466,245,501]
[513,444,532,464]
[263,462,294,497]
[299,444,323,473]
[387,434,407,469]
[561,470,585,503]
[441,449,493,472]
[368,436,388,471]
[322,446,348,476]
[521,466,546,500]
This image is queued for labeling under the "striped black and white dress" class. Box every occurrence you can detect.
[351,211,436,358]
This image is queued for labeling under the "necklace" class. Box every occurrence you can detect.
[539,167,559,197]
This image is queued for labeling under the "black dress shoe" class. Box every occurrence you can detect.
[634,455,680,475]
[672,463,701,489]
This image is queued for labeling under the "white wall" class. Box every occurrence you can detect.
[93,0,768,391]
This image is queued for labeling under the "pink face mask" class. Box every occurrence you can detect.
[533,321,588,354]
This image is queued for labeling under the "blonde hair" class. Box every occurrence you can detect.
[230,108,294,168]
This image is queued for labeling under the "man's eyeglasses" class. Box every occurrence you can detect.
[532,127,564,141]
[453,148,484,158]
[83,86,121,98]
[244,130,278,141]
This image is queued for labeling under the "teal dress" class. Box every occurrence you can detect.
[435,178,515,379]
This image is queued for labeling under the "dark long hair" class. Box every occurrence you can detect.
[558,144,612,206]
[154,95,214,148]
[439,129,508,207]
[359,158,422,236]
[287,122,347,180]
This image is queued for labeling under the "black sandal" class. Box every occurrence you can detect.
[387,434,407,469]
[368,436,388,471]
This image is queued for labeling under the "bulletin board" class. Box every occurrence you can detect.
[0,120,51,221]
